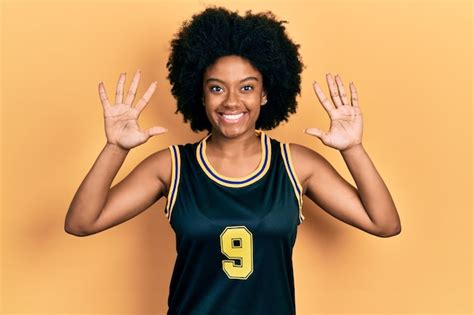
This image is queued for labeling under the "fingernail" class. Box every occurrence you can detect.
[312,80,317,85]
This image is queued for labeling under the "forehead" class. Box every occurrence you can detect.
[204,55,262,79]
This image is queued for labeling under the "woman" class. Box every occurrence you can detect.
[65,7,401,314]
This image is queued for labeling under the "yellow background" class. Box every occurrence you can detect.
[1,0,472,314]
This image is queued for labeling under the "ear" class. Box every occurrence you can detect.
[261,90,267,106]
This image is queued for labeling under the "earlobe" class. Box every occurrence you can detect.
[261,92,267,106]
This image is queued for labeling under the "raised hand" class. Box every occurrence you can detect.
[98,70,167,150]
[304,73,363,151]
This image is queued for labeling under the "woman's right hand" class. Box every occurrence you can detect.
[98,70,168,150]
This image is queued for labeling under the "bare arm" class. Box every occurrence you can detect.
[64,145,170,236]
[292,143,400,237]
[64,143,129,235]
[299,73,400,237]
[339,144,400,235]
[65,70,168,236]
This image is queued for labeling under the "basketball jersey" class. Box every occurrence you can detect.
[164,130,305,315]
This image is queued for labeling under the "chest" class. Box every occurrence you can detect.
[173,168,299,236]
[170,148,300,238]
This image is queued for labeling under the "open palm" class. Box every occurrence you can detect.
[98,70,167,150]
[305,73,363,151]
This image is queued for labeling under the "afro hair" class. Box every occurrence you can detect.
[166,6,304,132]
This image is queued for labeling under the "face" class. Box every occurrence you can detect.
[202,55,267,139]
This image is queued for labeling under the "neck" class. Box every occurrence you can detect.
[207,129,261,158]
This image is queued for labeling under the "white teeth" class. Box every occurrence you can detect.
[222,113,244,120]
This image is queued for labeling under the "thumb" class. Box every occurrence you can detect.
[145,126,168,138]
[304,128,325,139]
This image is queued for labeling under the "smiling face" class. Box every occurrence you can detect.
[202,55,267,139]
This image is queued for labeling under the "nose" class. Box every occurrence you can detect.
[224,89,239,107]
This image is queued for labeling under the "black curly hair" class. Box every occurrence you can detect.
[166,6,304,132]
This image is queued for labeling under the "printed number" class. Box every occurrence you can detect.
[220,226,253,280]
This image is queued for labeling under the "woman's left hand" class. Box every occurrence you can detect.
[304,73,363,152]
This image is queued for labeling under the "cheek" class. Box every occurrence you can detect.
[203,91,221,104]
[202,102,218,125]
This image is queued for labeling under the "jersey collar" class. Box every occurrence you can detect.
[196,130,271,188]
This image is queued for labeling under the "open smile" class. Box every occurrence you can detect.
[218,112,247,124]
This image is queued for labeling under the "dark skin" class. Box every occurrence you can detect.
[65,55,400,238]
[201,55,267,178]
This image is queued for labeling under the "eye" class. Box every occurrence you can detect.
[209,86,223,93]
[242,85,254,91]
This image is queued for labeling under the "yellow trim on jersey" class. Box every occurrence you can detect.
[280,143,305,224]
[165,145,181,222]
[196,130,271,188]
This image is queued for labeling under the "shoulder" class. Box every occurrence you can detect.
[288,143,324,163]
[141,142,197,196]
[142,146,176,196]
[286,143,332,194]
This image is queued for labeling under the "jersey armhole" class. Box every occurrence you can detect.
[165,145,181,223]
[280,142,305,224]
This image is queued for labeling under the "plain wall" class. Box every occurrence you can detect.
[1,0,472,314]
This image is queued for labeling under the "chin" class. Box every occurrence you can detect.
[216,128,243,138]
[212,125,253,138]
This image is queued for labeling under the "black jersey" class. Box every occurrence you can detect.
[164,130,305,314]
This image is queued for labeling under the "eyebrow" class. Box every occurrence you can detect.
[205,76,259,84]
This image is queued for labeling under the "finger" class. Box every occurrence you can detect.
[335,74,350,106]
[124,69,141,105]
[98,81,111,109]
[312,81,335,114]
[304,128,328,144]
[115,72,126,104]
[144,126,168,138]
[134,81,158,113]
[304,127,323,138]
[350,81,359,107]
[326,73,343,107]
